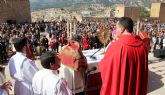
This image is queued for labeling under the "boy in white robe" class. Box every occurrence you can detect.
[8,37,38,95]
[32,51,71,95]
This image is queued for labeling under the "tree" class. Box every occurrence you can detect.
[140,7,150,18]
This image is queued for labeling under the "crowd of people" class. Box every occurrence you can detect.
[0,17,165,95]
[0,19,110,64]
[0,18,165,64]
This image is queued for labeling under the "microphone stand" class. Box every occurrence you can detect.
[84,67,97,95]
[90,48,102,59]
[84,71,89,95]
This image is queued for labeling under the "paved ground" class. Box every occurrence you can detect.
[147,53,165,95]
[3,52,165,95]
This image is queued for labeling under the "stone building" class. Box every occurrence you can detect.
[150,3,165,23]
[0,0,31,24]
[115,6,141,21]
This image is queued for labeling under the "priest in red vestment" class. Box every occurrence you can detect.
[99,17,148,95]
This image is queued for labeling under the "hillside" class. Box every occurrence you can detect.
[29,0,155,11]
[30,0,162,11]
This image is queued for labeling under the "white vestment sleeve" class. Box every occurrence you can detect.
[22,59,38,83]
[56,79,72,95]
[8,59,16,80]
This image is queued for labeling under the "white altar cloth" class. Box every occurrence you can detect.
[82,49,104,74]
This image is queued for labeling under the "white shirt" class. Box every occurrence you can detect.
[8,52,38,95]
[32,69,71,95]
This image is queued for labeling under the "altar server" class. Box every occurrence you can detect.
[32,51,71,95]
[8,37,38,95]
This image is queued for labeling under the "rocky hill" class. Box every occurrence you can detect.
[30,0,162,22]
[30,0,161,11]
[30,0,128,11]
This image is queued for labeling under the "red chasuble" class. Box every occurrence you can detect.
[99,35,148,95]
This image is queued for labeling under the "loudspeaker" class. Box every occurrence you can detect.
[154,49,165,58]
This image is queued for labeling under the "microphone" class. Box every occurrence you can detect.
[85,66,97,74]
[90,48,102,59]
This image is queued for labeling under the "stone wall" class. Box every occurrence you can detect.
[150,3,161,18]
[159,3,165,23]
[124,7,141,21]
[0,0,31,24]
[115,6,125,18]
[115,6,140,21]
[150,3,165,23]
